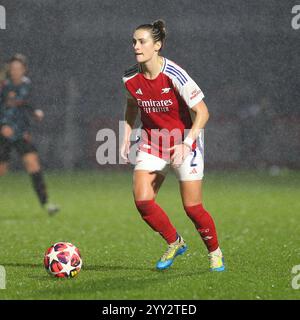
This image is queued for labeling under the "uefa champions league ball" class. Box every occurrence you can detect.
[44,242,82,278]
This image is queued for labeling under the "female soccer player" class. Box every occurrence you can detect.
[0,54,59,215]
[121,20,225,271]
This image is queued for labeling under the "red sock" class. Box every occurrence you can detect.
[135,200,178,244]
[184,204,219,252]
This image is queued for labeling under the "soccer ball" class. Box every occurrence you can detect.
[44,242,82,278]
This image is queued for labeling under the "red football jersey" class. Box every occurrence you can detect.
[122,57,204,159]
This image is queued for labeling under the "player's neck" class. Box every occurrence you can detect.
[140,56,163,80]
[11,77,23,85]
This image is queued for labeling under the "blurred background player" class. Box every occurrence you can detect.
[0,53,59,215]
[121,20,225,271]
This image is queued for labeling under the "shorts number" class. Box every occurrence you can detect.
[190,150,197,167]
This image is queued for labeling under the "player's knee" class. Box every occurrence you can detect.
[133,188,156,202]
[23,153,40,173]
[133,183,154,199]
[25,160,40,173]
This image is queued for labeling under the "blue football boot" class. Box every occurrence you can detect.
[208,247,225,272]
[156,236,187,270]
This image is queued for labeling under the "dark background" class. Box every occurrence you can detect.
[0,0,299,170]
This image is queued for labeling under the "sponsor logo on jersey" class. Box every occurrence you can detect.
[137,98,173,108]
[190,88,202,100]
[136,88,143,95]
[161,87,171,94]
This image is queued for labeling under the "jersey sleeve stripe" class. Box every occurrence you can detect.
[161,57,167,72]
[165,68,187,86]
[165,64,188,83]
[123,70,138,78]
[165,69,185,86]
[166,67,187,85]
[123,64,139,78]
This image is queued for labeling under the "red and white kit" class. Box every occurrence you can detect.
[123,57,205,181]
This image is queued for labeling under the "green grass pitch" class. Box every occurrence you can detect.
[0,170,300,300]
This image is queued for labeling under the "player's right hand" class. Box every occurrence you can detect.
[120,140,131,163]
[1,125,14,138]
[169,143,191,168]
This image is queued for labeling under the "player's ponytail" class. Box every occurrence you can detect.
[135,19,166,51]
[151,19,166,51]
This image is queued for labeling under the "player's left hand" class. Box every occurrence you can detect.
[34,109,44,121]
[169,144,191,168]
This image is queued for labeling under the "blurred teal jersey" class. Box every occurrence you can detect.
[0,76,34,141]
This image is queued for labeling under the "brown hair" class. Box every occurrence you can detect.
[9,53,28,68]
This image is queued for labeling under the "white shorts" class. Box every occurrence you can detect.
[134,148,204,181]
